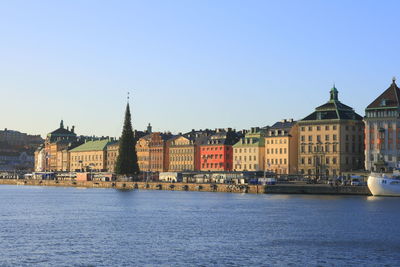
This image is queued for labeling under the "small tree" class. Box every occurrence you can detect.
[115,103,139,176]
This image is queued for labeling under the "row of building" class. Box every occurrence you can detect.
[35,79,400,177]
[0,128,43,171]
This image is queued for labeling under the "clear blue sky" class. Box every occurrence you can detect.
[1,0,399,138]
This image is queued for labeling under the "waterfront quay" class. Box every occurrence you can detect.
[0,178,372,195]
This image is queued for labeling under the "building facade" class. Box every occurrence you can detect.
[200,129,240,171]
[168,135,195,171]
[42,121,78,171]
[265,120,298,175]
[298,86,364,178]
[364,79,400,172]
[136,135,151,172]
[106,142,119,173]
[233,127,266,171]
[69,140,115,172]
[136,132,173,172]
[149,132,172,172]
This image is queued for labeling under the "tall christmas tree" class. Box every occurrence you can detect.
[115,100,139,176]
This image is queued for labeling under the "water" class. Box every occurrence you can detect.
[0,185,399,266]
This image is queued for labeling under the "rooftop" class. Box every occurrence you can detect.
[366,78,400,110]
[69,139,116,152]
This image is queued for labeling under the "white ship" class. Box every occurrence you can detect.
[367,173,400,196]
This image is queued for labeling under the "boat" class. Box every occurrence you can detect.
[367,173,400,196]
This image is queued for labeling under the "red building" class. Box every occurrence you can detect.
[199,129,240,171]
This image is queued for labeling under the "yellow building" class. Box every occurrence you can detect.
[69,140,115,172]
[168,135,195,171]
[298,86,364,178]
[265,119,299,175]
[233,127,266,171]
[136,135,150,172]
[41,120,78,171]
[106,142,119,173]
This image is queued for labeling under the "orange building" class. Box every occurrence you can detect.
[136,132,173,172]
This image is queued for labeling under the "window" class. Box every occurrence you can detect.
[325,135,329,141]
[308,136,313,141]
[308,126,312,131]
[325,125,330,130]
[333,134,337,141]
[333,125,337,130]
[317,126,321,131]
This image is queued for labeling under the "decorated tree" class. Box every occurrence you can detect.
[115,102,139,176]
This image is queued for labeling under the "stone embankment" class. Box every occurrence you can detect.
[0,179,372,195]
[0,179,263,194]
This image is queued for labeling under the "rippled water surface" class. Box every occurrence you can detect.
[0,185,399,266]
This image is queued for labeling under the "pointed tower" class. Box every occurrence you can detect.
[115,97,140,176]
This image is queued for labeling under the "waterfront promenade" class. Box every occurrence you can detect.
[0,179,372,195]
